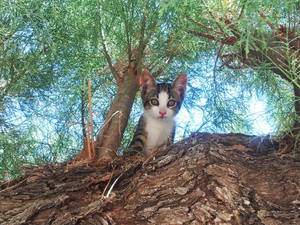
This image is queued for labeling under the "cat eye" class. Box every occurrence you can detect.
[167,100,176,107]
[150,98,159,106]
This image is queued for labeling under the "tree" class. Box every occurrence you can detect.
[185,0,300,135]
[2,0,298,177]
[81,0,199,161]
[1,0,300,223]
[91,0,300,162]
[0,0,73,178]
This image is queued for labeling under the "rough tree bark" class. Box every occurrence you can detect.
[1,133,300,225]
[95,67,140,161]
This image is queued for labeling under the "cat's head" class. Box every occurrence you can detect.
[139,70,187,120]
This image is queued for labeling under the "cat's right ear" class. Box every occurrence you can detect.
[139,70,156,93]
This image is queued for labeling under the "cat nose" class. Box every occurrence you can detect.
[159,110,166,117]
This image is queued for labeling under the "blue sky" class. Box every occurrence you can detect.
[174,85,274,140]
[175,96,273,140]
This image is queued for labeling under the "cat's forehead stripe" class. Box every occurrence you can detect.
[158,91,169,107]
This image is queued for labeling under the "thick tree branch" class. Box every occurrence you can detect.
[2,133,300,224]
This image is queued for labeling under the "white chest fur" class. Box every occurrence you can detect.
[143,113,174,154]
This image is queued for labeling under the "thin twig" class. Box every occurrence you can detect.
[213,43,224,80]
[186,16,223,35]
[258,10,275,29]
[187,30,217,40]
[136,1,149,75]
[86,122,91,159]
[105,173,123,198]
[99,6,122,84]
[152,54,175,78]
[88,79,95,158]
[97,110,123,147]
[238,0,246,20]
[0,30,17,47]
[220,53,249,69]
[202,2,225,34]
[119,0,132,63]
[102,169,114,197]
[212,44,224,105]
[102,111,122,133]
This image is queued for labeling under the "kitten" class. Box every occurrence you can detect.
[128,70,187,155]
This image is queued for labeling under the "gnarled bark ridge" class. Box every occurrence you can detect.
[1,133,300,224]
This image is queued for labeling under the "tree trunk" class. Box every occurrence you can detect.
[1,133,300,225]
[95,69,140,162]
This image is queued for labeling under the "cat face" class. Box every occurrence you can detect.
[140,70,187,120]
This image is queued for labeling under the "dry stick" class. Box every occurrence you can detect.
[86,122,91,160]
[88,79,95,158]
[105,174,122,198]
[83,138,87,157]
[101,168,115,198]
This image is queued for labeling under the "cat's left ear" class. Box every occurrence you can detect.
[139,69,156,94]
[172,72,187,99]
